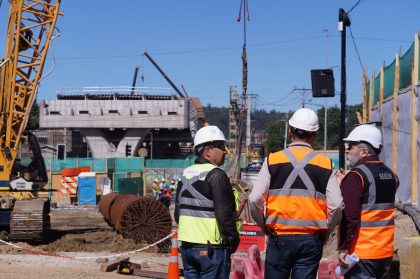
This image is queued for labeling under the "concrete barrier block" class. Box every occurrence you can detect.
[399,236,420,278]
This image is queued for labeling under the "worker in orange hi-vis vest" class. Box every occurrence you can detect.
[336,124,399,279]
[249,108,343,279]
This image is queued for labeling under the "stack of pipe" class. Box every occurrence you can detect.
[98,193,172,248]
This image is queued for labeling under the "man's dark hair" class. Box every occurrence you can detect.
[290,127,315,139]
[195,145,205,157]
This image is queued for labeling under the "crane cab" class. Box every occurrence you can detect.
[9,132,48,191]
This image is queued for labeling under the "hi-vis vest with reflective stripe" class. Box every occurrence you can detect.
[266,147,332,235]
[178,163,223,245]
[348,162,397,259]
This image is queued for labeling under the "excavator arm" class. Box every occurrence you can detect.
[0,0,62,187]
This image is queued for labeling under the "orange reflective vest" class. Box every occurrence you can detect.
[265,145,333,235]
[348,162,398,259]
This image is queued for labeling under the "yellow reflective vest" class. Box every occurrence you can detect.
[178,163,240,244]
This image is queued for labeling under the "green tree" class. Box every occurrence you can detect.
[315,104,362,150]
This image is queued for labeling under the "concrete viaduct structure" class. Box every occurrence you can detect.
[39,87,205,158]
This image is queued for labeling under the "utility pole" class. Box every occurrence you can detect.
[301,87,306,108]
[292,87,312,108]
[323,28,329,150]
[303,102,328,150]
[339,8,351,169]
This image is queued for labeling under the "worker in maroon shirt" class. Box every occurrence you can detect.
[337,124,398,279]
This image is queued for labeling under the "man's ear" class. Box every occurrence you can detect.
[360,147,369,157]
[202,146,211,159]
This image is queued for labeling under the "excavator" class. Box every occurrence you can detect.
[0,0,61,242]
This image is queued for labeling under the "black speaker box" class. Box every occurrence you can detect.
[311,69,335,97]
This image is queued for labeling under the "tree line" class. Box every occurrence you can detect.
[204,103,362,152]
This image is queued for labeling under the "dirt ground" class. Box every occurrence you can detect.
[0,205,418,278]
[0,206,173,279]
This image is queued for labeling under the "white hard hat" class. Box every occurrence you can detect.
[193,126,226,148]
[289,108,319,132]
[343,124,383,150]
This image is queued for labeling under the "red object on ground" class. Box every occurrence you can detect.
[318,259,343,279]
[230,244,264,279]
[237,224,266,252]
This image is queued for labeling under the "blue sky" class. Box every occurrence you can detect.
[1,0,419,112]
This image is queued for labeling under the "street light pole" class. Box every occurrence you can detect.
[339,8,351,169]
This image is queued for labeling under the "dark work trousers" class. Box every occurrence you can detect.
[264,234,323,279]
[344,257,393,279]
[180,245,231,279]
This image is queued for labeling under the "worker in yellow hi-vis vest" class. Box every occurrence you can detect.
[175,126,240,279]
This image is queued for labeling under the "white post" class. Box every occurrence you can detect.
[284,119,288,149]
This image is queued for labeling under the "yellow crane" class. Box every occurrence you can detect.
[0,0,62,242]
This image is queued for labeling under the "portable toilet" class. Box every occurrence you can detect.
[78,172,96,205]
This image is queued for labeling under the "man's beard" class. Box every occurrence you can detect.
[347,154,360,168]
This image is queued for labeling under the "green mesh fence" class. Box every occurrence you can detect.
[47,158,107,173]
[399,43,414,90]
[107,158,144,172]
[145,158,195,168]
[77,158,107,172]
[383,59,396,99]
[373,74,380,104]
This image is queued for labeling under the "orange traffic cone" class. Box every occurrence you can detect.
[167,230,179,279]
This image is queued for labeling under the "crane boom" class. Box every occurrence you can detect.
[0,0,62,184]
[143,51,185,98]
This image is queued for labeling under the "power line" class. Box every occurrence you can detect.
[49,34,410,61]
[258,88,299,105]
[346,0,363,15]
[349,26,365,71]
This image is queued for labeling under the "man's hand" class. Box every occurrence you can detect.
[335,169,347,184]
[226,235,240,254]
[338,250,349,268]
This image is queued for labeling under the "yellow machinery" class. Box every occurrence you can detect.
[0,0,61,242]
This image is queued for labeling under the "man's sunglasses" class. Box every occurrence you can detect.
[207,143,226,151]
[345,141,360,150]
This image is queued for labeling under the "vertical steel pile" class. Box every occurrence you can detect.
[98,193,172,250]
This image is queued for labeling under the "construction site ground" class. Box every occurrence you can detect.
[0,205,418,278]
